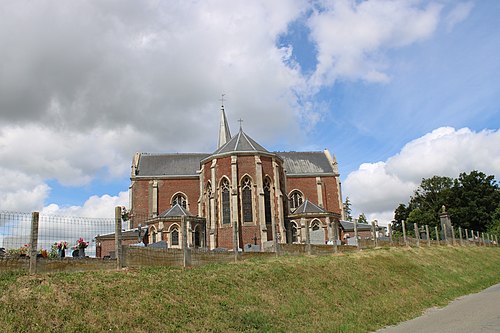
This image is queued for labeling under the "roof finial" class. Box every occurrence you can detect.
[219,93,226,108]
[238,118,243,131]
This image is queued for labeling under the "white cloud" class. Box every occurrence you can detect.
[42,191,129,218]
[344,127,500,225]
[307,0,442,86]
[0,125,142,187]
[445,2,474,32]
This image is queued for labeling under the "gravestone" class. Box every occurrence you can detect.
[439,205,453,242]
[244,244,260,252]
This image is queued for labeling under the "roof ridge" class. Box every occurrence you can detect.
[242,131,257,150]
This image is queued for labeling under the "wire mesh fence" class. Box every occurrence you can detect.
[0,211,32,253]
[0,211,114,258]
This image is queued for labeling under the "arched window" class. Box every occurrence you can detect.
[264,178,272,226]
[311,220,321,231]
[241,176,253,222]
[150,226,158,244]
[289,190,303,212]
[172,193,187,208]
[221,178,230,225]
[170,226,179,246]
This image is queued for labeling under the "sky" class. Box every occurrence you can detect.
[0,0,499,225]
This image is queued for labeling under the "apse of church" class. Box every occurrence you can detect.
[129,105,343,250]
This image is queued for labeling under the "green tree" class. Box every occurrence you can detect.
[448,171,500,232]
[358,213,368,224]
[488,207,500,237]
[392,203,410,232]
[394,171,500,233]
[343,197,353,221]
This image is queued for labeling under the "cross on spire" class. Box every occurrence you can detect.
[238,118,243,130]
[219,93,226,107]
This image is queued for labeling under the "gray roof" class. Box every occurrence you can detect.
[340,220,373,231]
[277,152,334,175]
[293,199,327,215]
[159,204,193,217]
[212,129,269,155]
[135,153,209,177]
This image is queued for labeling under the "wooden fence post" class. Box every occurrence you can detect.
[414,223,420,247]
[443,224,448,245]
[305,219,311,255]
[182,216,191,267]
[451,225,456,246]
[29,212,39,275]
[435,226,439,245]
[333,220,338,254]
[388,223,393,246]
[372,221,377,247]
[354,219,360,250]
[402,220,408,247]
[425,225,430,246]
[233,219,239,262]
[115,206,123,269]
[458,227,463,246]
[464,229,468,244]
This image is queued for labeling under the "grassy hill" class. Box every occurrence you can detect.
[1,246,499,333]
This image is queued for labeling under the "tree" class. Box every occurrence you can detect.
[448,171,500,232]
[343,197,353,221]
[488,207,500,237]
[394,171,500,233]
[392,203,410,232]
[358,213,368,224]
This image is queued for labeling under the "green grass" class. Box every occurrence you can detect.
[0,247,499,333]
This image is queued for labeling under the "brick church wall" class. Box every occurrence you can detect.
[157,178,200,215]
[286,177,318,203]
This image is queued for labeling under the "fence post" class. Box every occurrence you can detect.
[443,224,448,245]
[114,206,123,269]
[233,220,239,262]
[495,235,498,247]
[333,220,338,254]
[477,231,481,246]
[451,225,456,246]
[414,223,420,247]
[29,212,39,275]
[435,226,439,245]
[402,220,408,247]
[425,225,430,246]
[304,219,311,255]
[464,229,468,244]
[458,227,463,246]
[372,221,377,247]
[182,216,191,267]
[354,219,360,250]
[388,223,393,246]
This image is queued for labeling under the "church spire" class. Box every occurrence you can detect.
[217,96,231,148]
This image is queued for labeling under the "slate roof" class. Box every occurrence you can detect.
[158,204,193,217]
[277,152,335,175]
[135,153,209,177]
[340,220,374,231]
[211,129,269,155]
[293,199,327,215]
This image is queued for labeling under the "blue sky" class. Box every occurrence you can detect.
[0,0,499,224]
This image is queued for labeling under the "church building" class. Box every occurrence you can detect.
[128,105,344,251]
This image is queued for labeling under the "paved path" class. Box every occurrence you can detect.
[375,284,500,333]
